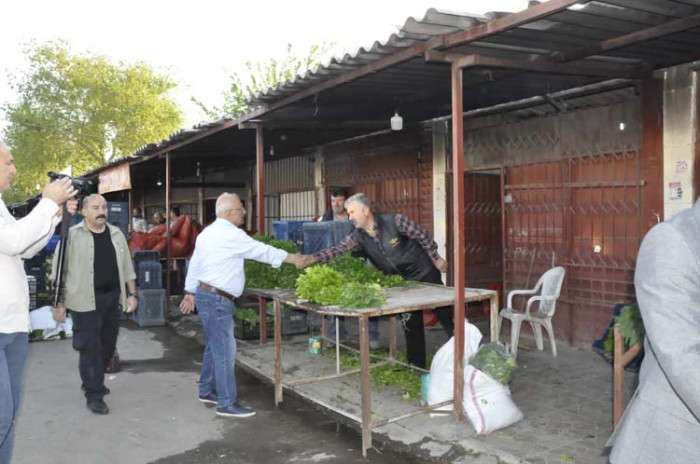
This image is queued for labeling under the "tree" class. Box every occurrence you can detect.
[221,42,336,119]
[2,41,183,202]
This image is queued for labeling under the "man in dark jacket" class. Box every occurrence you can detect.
[301,193,452,369]
[318,187,349,222]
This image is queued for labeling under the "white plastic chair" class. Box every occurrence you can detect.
[498,266,566,359]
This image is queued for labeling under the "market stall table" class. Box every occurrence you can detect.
[245,282,498,457]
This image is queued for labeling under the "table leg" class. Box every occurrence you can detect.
[274,299,283,406]
[335,317,340,375]
[388,315,397,359]
[259,297,268,345]
[359,315,372,457]
[490,294,499,343]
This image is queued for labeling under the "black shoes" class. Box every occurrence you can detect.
[81,385,110,395]
[87,399,109,415]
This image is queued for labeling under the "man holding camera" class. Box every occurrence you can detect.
[0,142,77,462]
[53,193,138,415]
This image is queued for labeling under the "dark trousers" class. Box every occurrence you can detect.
[71,290,120,401]
[404,269,454,369]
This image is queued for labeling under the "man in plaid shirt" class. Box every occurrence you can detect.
[302,193,452,369]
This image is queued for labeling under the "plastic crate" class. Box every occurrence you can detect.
[234,319,274,340]
[133,250,160,266]
[302,221,354,254]
[272,220,307,245]
[107,202,129,237]
[266,304,309,336]
[137,260,163,289]
[27,276,37,311]
[133,289,166,327]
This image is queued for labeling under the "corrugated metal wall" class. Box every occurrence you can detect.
[324,129,433,231]
[461,98,647,346]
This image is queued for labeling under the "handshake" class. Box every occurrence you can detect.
[284,254,316,270]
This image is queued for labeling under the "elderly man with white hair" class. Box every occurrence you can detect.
[0,141,77,461]
[180,192,305,418]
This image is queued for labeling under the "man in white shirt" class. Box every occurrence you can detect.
[0,141,76,462]
[180,193,304,418]
[131,207,148,233]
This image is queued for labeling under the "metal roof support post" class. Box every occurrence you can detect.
[165,152,172,298]
[256,125,265,235]
[450,62,466,423]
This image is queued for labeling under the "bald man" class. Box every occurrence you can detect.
[0,141,76,462]
[53,194,137,415]
[180,193,305,418]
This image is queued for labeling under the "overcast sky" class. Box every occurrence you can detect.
[1,0,529,130]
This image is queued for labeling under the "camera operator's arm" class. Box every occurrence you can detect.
[0,178,76,257]
[21,198,78,260]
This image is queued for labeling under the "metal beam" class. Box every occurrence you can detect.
[255,125,265,235]
[426,51,645,79]
[450,62,466,424]
[552,13,700,63]
[234,0,589,124]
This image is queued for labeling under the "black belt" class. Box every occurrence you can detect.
[198,282,235,302]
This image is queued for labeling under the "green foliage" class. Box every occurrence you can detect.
[325,349,422,400]
[296,265,345,305]
[337,282,385,309]
[469,343,517,385]
[602,304,645,353]
[244,235,300,289]
[235,308,260,324]
[296,254,406,308]
[222,43,336,118]
[328,254,405,288]
[2,41,182,202]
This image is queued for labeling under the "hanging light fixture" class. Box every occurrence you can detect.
[390,111,403,131]
[156,175,163,187]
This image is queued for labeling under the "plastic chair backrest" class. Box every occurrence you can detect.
[536,266,566,317]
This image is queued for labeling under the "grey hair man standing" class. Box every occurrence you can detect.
[0,141,77,462]
[180,193,305,418]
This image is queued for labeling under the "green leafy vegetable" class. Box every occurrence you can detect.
[338,282,385,308]
[245,235,300,289]
[469,343,517,384]
[602,304,645,353]
[296,265,345,305]
[328,254,405,287]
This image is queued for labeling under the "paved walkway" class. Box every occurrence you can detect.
[171,309,635,464]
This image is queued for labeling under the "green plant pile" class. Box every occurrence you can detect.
[603,304,645,353]
[327,254,405,287]
[325,349,422,400]
[295,254,405,308]
[245,235,300,289]
[469,343,517,384]
[235,308,260,325]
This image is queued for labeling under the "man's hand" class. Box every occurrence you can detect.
[52,304,67,322]
[180,294,195,314]
[284,253,315,270]
[126,295,139,313]
[434,257,448,273]
[43,177,77,206]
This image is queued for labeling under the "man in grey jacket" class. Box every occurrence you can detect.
[610,200,700,463]
[53,194,138,415]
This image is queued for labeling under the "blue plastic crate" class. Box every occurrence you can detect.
[133,289,166,327]
[137,260,163,289]
[272,220,307,245]
[302,221,354,254]
[107,202,129,237]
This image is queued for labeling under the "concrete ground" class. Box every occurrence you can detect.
[170,309,634,464]
[13,325,427,464]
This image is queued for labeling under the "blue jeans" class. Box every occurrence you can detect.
[0,332,28,463]
[196,288,236,409]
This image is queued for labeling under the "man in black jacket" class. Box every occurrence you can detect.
[318,187,349,222]
[301,193,452,369]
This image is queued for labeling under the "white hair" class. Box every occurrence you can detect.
[344,192,371,210]
[215,192,240,217]
[82,193,106,208]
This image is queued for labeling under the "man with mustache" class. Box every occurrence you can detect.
[53,194,138,415]
[300,193,451,369]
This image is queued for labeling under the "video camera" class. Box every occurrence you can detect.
[47,171,97,197]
